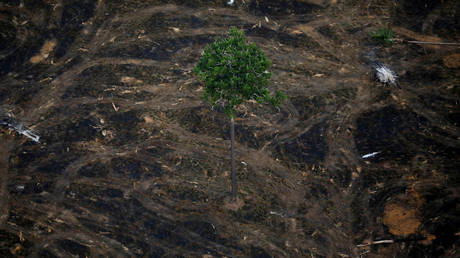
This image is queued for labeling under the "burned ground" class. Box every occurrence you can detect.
[1,0,459,257]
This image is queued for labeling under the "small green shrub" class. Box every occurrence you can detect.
[371,26,394,44]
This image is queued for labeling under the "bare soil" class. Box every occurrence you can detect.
[1,0,459,257]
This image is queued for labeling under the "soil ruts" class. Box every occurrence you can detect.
[0,0,459,257]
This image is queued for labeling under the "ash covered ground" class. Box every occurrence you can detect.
[0,0,459,257]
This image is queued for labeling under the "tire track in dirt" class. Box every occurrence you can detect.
[25,57,164,124]
[4,1,458,256]
[51,135,173,203]
[8,2,366,255]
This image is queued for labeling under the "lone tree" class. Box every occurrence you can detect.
[194,27,285,201]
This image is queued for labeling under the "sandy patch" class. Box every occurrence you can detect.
[121,76,143,85]
[443,53,460,69]
[30,39,56,63]
[383,202,420,236]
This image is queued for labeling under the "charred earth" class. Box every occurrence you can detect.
[1,0,459,257]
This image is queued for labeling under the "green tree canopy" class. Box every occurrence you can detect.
[194,27,285,117]
[193,27,285,201]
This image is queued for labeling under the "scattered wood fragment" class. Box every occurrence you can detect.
[111,102,119,112]
[405,40,460,46]
[357,236,427,247]
[357,239,394,247]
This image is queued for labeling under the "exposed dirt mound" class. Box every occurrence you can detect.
[383,202,420,236]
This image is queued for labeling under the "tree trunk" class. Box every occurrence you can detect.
[230,117,237,201]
